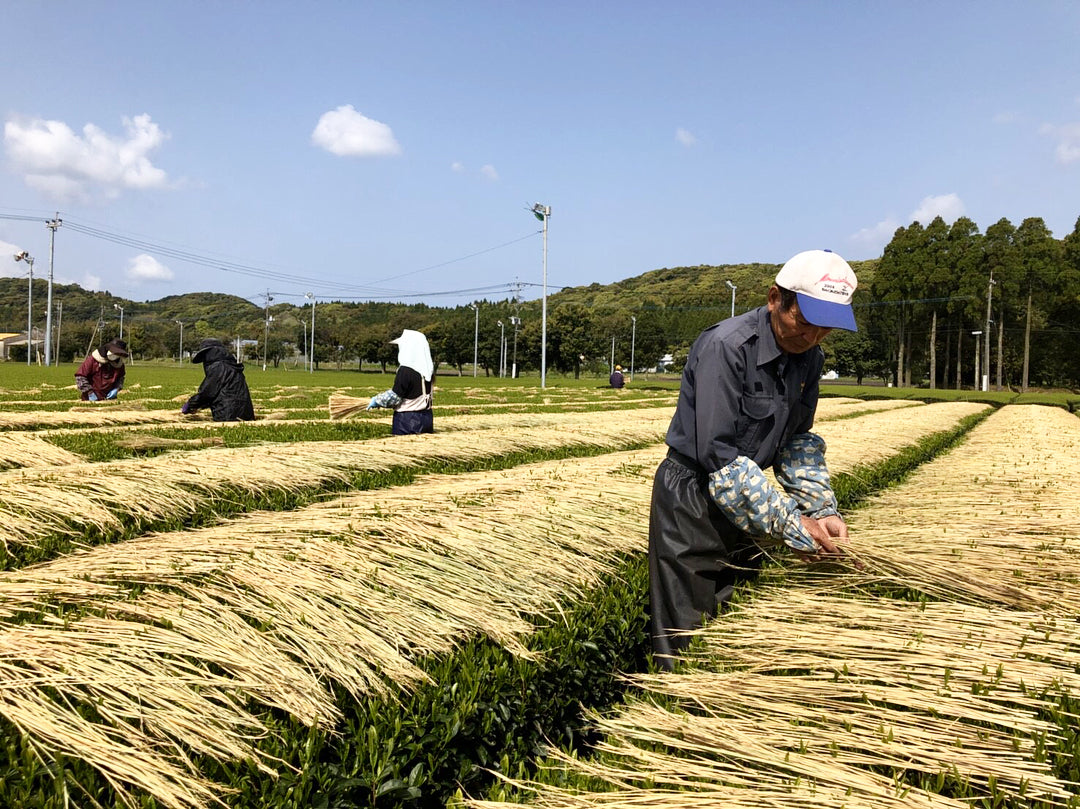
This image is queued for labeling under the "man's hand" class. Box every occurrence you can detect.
[180,402,192,415]
[794,514,851,561]
[366,396,378,410]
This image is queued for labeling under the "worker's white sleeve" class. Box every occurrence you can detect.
[775,432,839,519]
[369,389,402,409]
[708,456,817,553]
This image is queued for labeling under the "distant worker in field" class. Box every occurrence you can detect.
[180,338,255,421]
[366,329,435,435]
[75,338,129,401]
[609,364,625,389]
[649,249,858,669]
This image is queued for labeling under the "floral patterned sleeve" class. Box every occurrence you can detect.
[707,456,817,553]
[774,432,838,518]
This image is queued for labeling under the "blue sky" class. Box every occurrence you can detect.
[2,1,1079,309]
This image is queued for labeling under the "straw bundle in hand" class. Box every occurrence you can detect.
[329,393,370,420]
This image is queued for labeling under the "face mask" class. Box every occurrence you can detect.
[106,351,124,364]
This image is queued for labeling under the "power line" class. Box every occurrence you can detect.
[2,212,547,300]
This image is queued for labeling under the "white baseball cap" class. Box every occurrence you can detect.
[774,249,858,331]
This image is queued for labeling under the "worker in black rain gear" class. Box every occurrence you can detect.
[181,338,256,422]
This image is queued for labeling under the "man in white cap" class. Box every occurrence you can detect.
[366,329,435,434]
[648,249,858,668]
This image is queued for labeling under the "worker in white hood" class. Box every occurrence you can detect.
[366,329,435,434]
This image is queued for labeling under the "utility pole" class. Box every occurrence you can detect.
[45,217,61,366]
[175,321,185,364]
[471,303,479,377]
[725,280,737,319]
[630,316,636,381]
[983,269,995,392]
[54,300,63,362]
[305,293,316,373]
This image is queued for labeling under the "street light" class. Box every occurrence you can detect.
[971,330,982,390]
[14,251,33,365]
[305,292,316,373]
[471,303,479,378]
[45,217,61,366]
[175,320,186,365]
[510,316,520,379]
[725,279,737,318]
[497,320,505,378]
[114,303,124,340]
[630,315,637,381]
[262,290,273,371]
[531,203,550,388]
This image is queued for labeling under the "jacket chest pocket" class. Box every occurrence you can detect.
[737,393,777,457]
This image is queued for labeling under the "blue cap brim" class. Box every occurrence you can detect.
[795,293,857,331]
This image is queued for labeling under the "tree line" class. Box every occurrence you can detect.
[2,213,1078,388]
[828,214,1080,390]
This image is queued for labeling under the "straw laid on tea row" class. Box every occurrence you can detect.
[0,432,86,469]
[0,447,664,809]
[684,586,1080,704]
[831,405,1080,612]
[809,400,986,475]
[815,396,924,416]
[0,407,675,552]
[0,405,178,431]
[466,406,1079,809]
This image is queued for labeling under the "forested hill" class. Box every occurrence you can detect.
[0,257,880,331]
[552,258,879,312]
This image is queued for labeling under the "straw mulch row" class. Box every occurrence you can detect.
[467,405,1080,809]
[0,447,663,809]
[0,407,673,552]
[0,402,979,555]
[0,432,86,469]
[0,402,989,808]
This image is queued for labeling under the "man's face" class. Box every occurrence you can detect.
[767,285,833,354]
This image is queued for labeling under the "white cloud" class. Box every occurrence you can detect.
[451,161,465,172]
[82,273,102,291]
[849,218,901,252]
[311,105,401,157]
[849,193,967,255]
[4,113,170,202]
[1040,121,1080,164]
[909,193,965,225]
[992,110,1018,125]
[126,253,173,283]
[479,164,499,181]
[675,127,697,147]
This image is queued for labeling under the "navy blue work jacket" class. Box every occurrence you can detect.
[664,305,823,474]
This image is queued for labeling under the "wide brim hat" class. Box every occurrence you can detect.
[774,249,858,331]
[191,338,224,364]
[103,338,129,357]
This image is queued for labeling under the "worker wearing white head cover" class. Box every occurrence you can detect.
[367,329,435,434]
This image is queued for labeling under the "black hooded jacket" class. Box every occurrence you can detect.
[184,340,255,421]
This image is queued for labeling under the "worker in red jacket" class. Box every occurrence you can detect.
[74,339,129,401]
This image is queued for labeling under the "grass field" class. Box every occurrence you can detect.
[1,361,1078,809]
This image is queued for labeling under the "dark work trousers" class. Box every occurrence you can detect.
[392,409,434,435]
[648,453,763,669]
